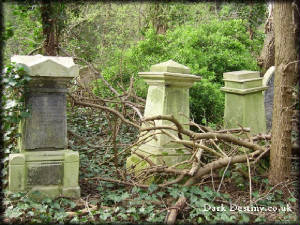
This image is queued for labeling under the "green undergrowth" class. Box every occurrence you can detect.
[4,181,298,224]
[3,106,298,224]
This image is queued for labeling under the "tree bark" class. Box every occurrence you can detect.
[269,1,299,185]
[257,2,275,75]
[40,1,59,56]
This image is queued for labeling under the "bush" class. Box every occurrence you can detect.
[95,19,263,125]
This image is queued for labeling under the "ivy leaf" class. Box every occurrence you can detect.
[100,212,111,220]
[5,100,17,109]
[148,184,158,193]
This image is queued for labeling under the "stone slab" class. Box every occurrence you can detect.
[223,70,260,80]
[221,86,268,95]
[27,162,63,186]
[11,54,79,78]
[139,72,200,87]
[8,150,80,199]
[150,60,191,74]
[20,92,67,151]
[263,66,275,131]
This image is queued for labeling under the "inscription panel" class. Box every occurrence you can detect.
[23,92,67,150]
[27,162,63,186]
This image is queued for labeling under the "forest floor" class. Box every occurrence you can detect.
[3,107,299,224]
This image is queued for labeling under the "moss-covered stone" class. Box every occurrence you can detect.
[126,61,200,181]
[9,55,80,199]
[8,150,80,199]
[221,71,267,134]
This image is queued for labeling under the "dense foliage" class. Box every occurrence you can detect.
[1,64,31,187]
[4,3,266,125]
[98,19,264,124]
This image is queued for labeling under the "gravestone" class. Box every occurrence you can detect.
[8,55,80,199]
[221,70,267,134]
[263,66,275,131]
[78,66,98,89]
[126,60,200,173]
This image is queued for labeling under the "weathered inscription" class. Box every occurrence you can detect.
[27,162,63,186]
[23,92,67,150]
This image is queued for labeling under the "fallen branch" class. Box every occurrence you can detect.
[165,196,187,225]
[144,115,266,152]
[71,98,140,129]
[165,149,264,224]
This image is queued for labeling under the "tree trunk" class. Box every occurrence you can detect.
[269,0,299,185]
[148,3,168,35]
[257,2,275,75]
[40,1,59,56]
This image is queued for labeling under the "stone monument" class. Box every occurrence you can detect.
[263,66,275,131]
[8,55,80,199]
[221,70,267,135]
[126,60,200,172]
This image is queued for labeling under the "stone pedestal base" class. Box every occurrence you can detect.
[126,145,191,180]
[8,150,80,199]
[221,71,267,135]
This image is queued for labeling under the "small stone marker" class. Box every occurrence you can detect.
[8,55,80,199]
[126,60,200,172]
[263,66,275,131]
[78,66,98,89]
[221,70,267,134]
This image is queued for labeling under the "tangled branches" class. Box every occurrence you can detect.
[62,49,271,225]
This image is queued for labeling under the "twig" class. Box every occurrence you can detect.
[246,155,252,205]
[165,196,187,225]
[161,174,186,187]
[85,176,150,188]
[85,195,95,221]
[28,46,42,55]
[71,97,140,129]
[133,151,156,167]
[211,167,216,192]
[251,147,270,164]
[189,143,203,176]
[217,157,231,193]
[209,139,227,156]
[97,131,156,166]
[113,117,120,172]
[283,60,300,72]
[253,180,295,204]
[216,127,250,133]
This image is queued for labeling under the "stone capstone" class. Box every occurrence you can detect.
[11,54,79,78]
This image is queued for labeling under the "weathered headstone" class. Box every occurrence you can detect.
[126,60,200,172]
[221,70,267,134]
[263,66,275,131]
[8,55,80,199]
[78,66,98,89]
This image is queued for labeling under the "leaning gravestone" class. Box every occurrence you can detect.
[126,60,200,173]
[263,66,275,131]
[78,66,98,89]
[8,55,80,199]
